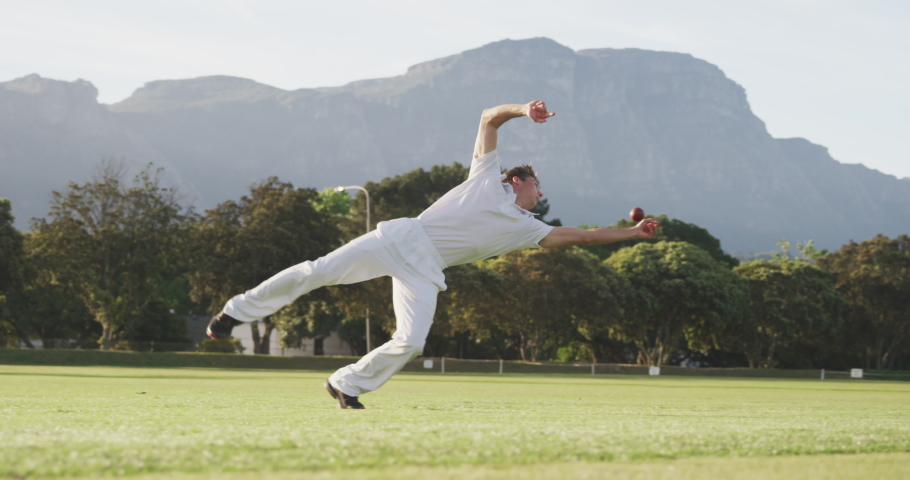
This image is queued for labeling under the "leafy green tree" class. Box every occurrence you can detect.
[159,274,206,316]
[728,259,842,368]
[272,281,393,356]
[796,240,828,263]
[323,280,395,356]
[0,200,24,296]
[315,187,352,217]
[477,247,625,361]
[0,199,30,347]
[346,163,468,233]
[189,177,342,354]
[580,215,739,268]
[10,272,98,348]
[605,241,748,366]
[817,235,910,370]
[432,263,509,359]
[1,198,98,347]
[772,239,829,264]
[27,162,194,349]
[272,300,345,355]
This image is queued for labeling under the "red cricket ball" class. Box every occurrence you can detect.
[630,207,645,222]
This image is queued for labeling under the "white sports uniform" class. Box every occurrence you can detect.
[223,150,554,396]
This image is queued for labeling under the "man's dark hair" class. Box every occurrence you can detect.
[502,164,537,184]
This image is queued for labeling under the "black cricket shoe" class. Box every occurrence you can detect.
[324,380,365,409]
[206,312,242,340]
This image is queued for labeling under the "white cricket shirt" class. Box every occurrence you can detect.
[418,150,555,267]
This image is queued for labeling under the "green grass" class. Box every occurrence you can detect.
[1,365,908,479]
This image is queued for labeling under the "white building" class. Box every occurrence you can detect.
[231,323,352,356]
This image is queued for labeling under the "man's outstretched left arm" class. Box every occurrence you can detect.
[538,219,660,248]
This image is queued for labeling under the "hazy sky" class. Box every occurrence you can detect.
[3,0,908,179]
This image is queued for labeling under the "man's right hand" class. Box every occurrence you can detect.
[526,100,555,123]
[474,101,556,158]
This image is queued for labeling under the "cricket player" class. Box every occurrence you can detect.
[207,100,659,408]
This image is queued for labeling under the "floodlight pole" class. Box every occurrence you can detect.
[335,185,372,353]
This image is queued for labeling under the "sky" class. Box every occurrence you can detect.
[2,0,908,179]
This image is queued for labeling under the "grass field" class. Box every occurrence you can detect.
[1,365,908,479]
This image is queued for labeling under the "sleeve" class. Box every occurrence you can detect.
[522,218,556,249]
[468,150,501,179]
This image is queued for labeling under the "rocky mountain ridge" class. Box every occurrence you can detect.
[1,38,907,254]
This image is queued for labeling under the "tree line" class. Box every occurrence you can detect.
[1,161,908,370]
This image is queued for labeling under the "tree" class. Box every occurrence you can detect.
[816,235,910,370]
[271,278,396,357]
[434,263,509,359]
[27,162,194,349]
[0,199,98,348]
[772,239,829,264]
[272,299,345,355]
[477,247,625,361]
[189,177,342,354]
[314,187,352,217]
[605,241,748,366]
[728,259,842,368]
[347,163,468,234]
[0,199,29,347]
[9,267,98,348]
[580,215,739,268]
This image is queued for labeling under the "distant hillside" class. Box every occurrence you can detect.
[1,38,907,254]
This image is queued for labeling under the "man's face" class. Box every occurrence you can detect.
[511,176,543,211]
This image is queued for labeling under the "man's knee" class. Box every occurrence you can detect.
[391,337,425,357]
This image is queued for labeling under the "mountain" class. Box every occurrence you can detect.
[2,38,908,254]
[0,74,188,221]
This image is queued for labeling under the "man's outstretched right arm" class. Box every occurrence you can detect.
[473,101,554,159]
[538,219,660,248]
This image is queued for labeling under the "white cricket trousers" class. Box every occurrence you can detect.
[222,218,447,397]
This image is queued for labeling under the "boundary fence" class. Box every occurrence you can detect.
[2,348,908,381]
[820,368,910,381]
[35,339,196,352]
[401,357,829,379]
